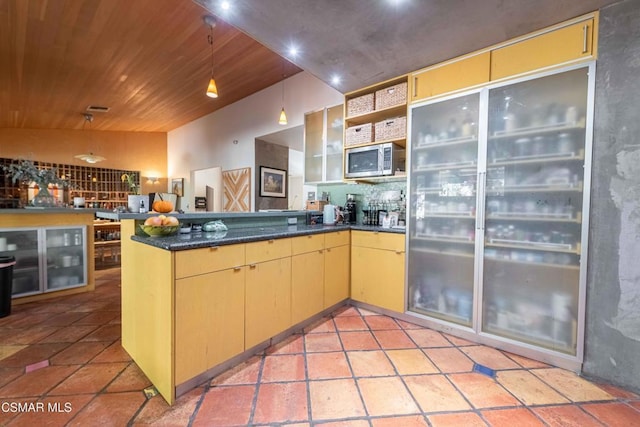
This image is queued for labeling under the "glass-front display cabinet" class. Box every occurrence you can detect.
[0,226,88,297]
[408,63,594,363]
[44,227,87,292]
[0,228,41,296]
[304,104,344,183]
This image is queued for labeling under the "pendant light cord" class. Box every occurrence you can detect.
[208,28,214,77]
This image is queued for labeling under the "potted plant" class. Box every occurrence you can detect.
[2,160,66,207]
[121,173,148,213]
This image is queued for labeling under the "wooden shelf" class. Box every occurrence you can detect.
[343,76,409,182]
[345,104,407,126]
[0,157,140,209]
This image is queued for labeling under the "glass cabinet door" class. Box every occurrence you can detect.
[481,67,589,355]
[408,92,480,326]
[44,227,87,291]
[304,110,324,183]
[325,104,344,182]
[0,228,41,296]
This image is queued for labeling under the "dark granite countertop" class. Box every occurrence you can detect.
[131,224,404,251]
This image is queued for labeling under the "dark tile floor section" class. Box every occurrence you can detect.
[0,268,638,426]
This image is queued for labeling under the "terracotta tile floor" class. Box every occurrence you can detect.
[1,268,639,426]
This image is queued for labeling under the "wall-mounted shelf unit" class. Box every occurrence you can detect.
[0,158,140,209]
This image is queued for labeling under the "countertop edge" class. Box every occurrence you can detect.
[131,224,404,251]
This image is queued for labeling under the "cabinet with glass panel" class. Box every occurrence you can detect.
[304,104,344,183]
[407,64,594,364]
[0,226,88,297]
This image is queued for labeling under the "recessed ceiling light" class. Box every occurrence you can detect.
[220,0,231,11]
[288,46,299,58]
[331,75,341,85]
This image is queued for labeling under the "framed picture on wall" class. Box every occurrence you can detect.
[259,166,286,198]
[171,178,184,197]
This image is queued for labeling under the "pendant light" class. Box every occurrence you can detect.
[278,60,287,125]
[75,113,106,164]
[204,16,218,98]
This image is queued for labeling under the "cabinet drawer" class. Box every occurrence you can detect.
[175,244,245,279]
[411,52,490,101]
[291,234,325,255]
[351,230,404,252]
[491,18,596,81]
[324,230,350,248]
[245,238,291,265]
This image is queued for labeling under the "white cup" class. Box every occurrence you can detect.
[0,238,7,251]
[62,255,73,267]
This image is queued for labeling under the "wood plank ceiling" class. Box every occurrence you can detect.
[0,0,301,132]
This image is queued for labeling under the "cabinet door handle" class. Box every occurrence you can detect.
[582,24,589,53]
[476,172,486,230]
[268,239,274,243]
[395,250,403,255]
[326,248,331,252]
[210,246,219,251]
[233,266,242,271]
[318,249,324,254]
[249,264,256,269]
[413,76,418,98]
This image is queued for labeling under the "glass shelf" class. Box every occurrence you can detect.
[489,123,585,140]
[414,234,475,244]
[489,150,584,165]
[413,135,478,149]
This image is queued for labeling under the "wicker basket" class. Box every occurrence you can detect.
[375,116,407,142]
[347,93,374,117]
[375,82,408,110]
[345,123,373,146]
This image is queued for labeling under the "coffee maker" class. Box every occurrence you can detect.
[344,194,358,224]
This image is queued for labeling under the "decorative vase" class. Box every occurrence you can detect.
[31,187,57,208]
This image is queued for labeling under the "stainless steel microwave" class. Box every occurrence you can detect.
[345,142,404,179]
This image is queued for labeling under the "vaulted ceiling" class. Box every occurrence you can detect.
[1,0,619,133]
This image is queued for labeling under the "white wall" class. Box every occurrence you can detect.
[168,71,343,211]
[288,149,304,209]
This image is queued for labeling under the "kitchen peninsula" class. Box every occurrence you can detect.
[112,210,404,404]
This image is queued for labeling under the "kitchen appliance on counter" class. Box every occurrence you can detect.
[323,204,337,225]
[345,142,405,179]
[306,211,323,225]
[344,194,358,224]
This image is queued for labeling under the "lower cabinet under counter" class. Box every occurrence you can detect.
[120,226,352,405]
[351,230,406,313]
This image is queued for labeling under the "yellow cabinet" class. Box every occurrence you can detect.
[246,238,291,264]
[352,230,404,252]
[491,17,597,81]
[351,231,405,313]
[175,244,245,279]
[174,267,245,384]
[325,230,350,248]
[291,249,325,324]
[411,52,490,102]
[245,257,292,349]
[291,233,324,255]
[324,244,350,308]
